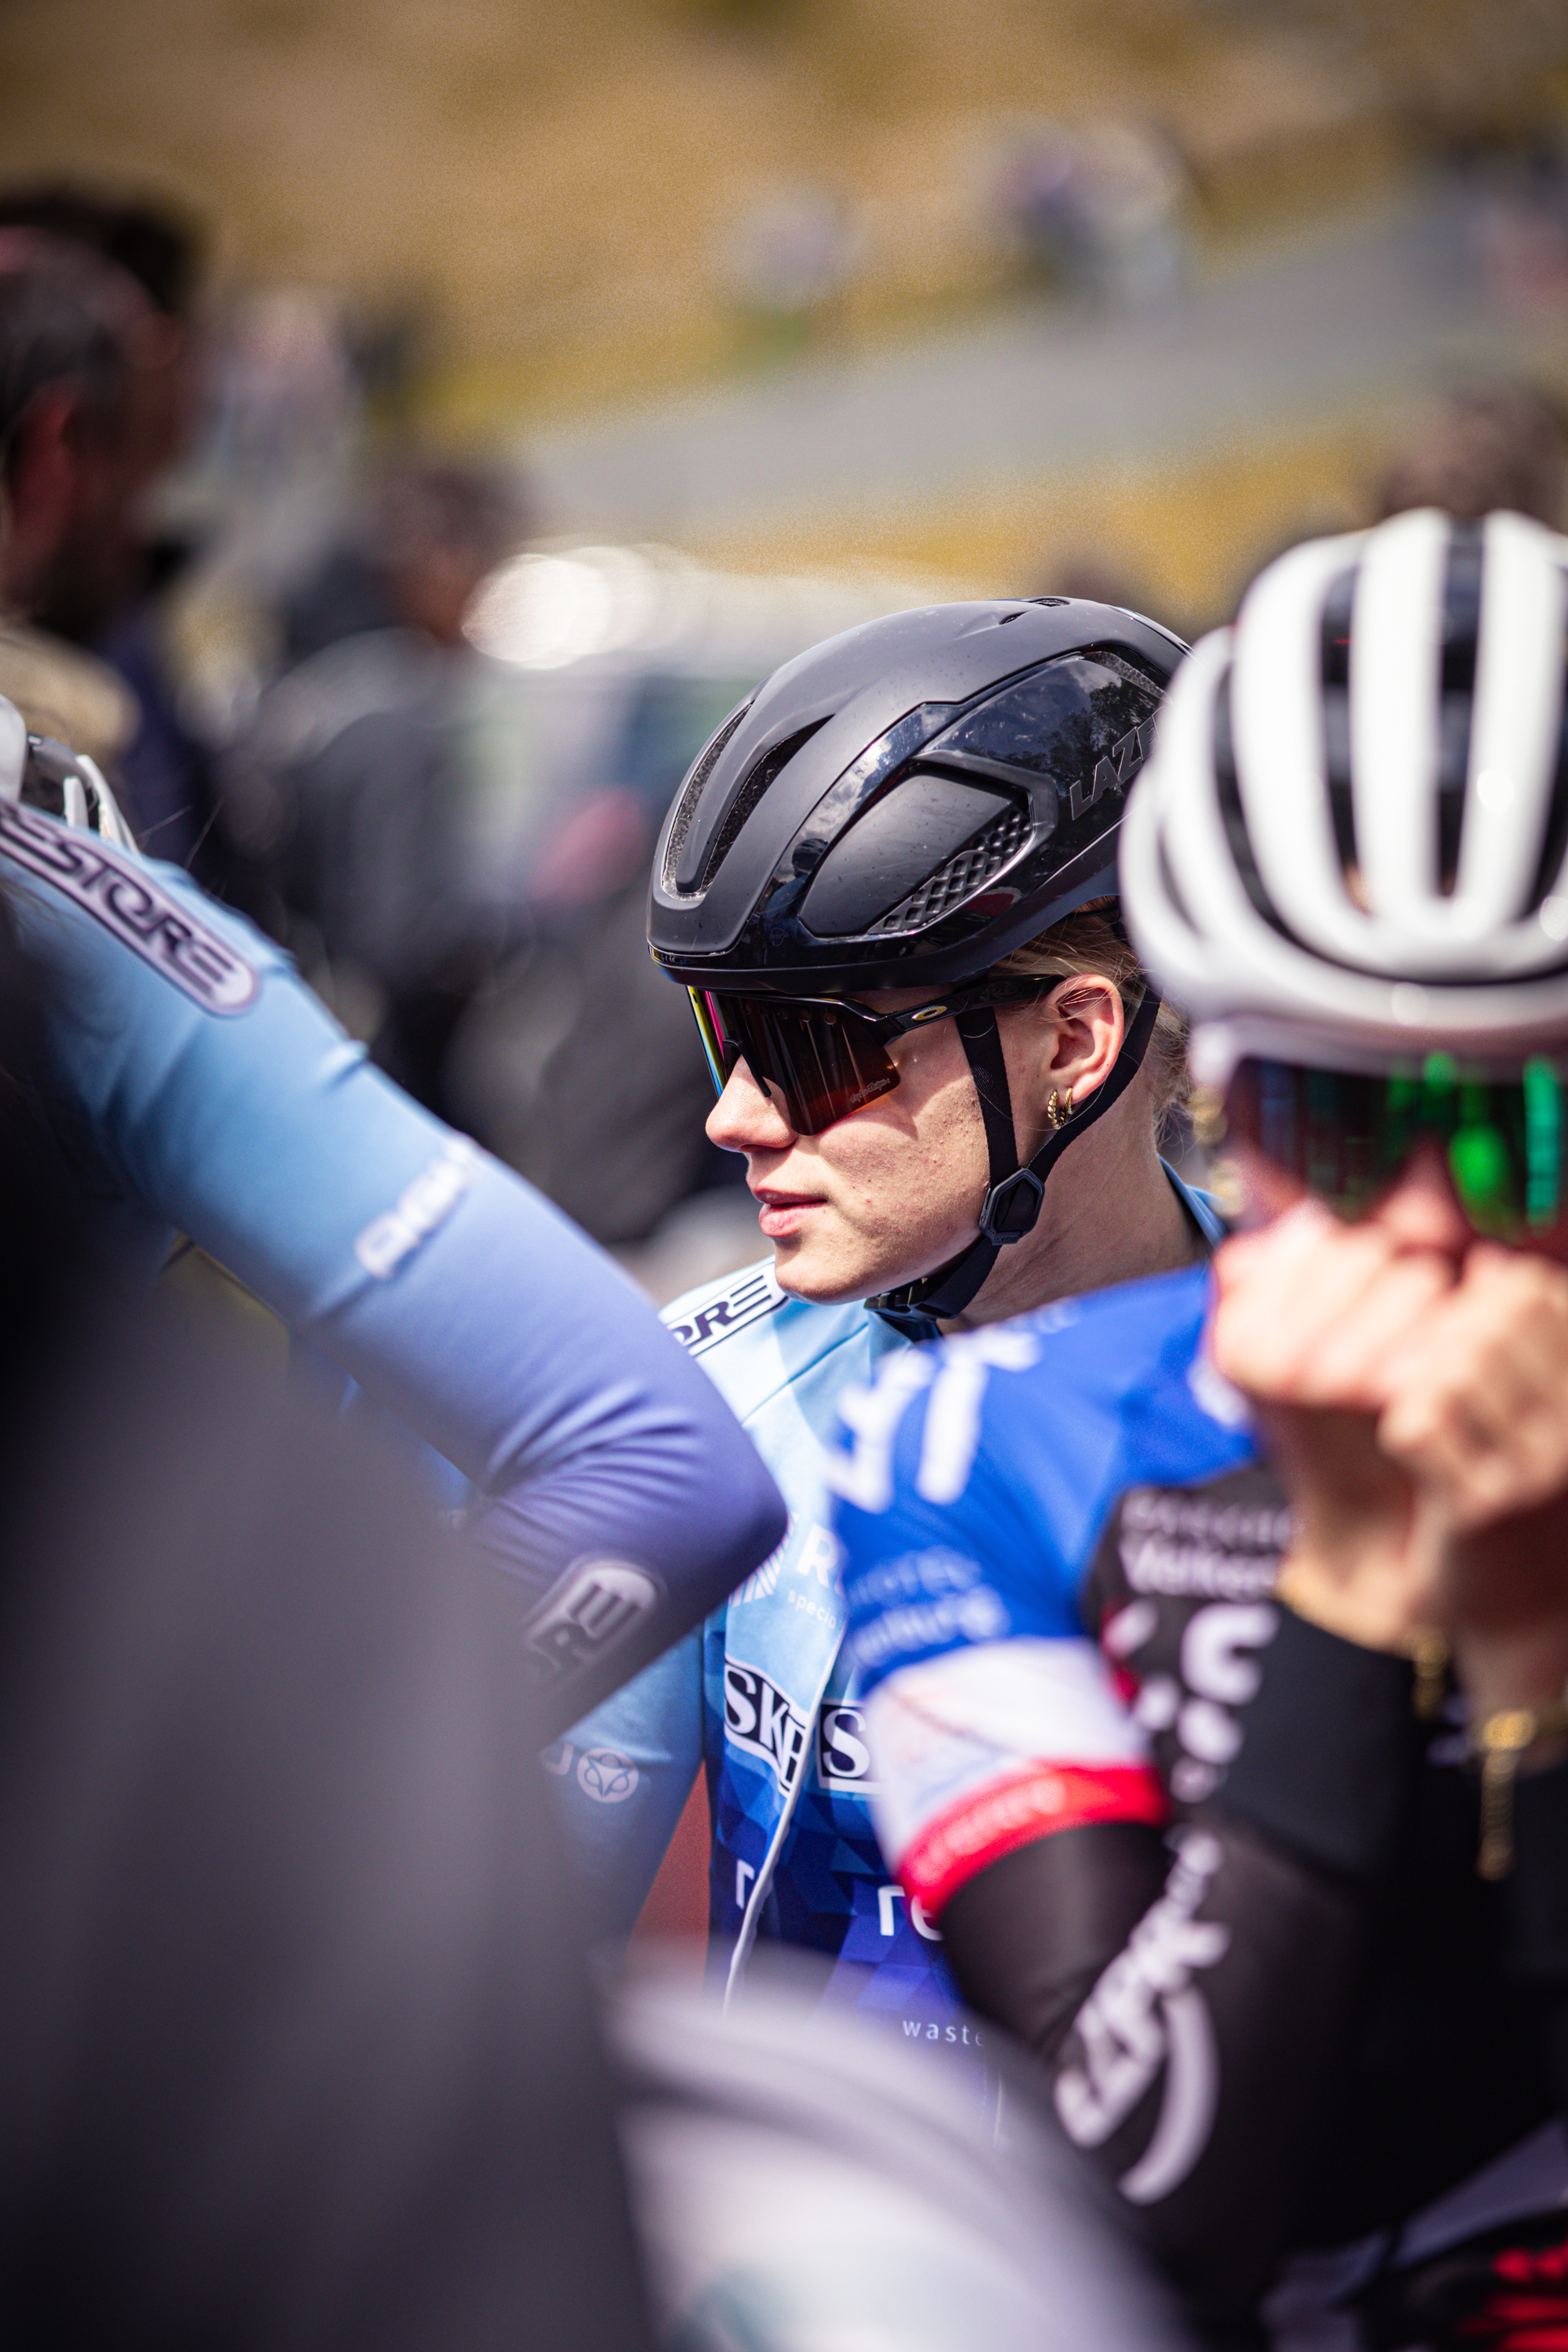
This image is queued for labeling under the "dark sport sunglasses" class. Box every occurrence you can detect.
[688,975,1062,1138]
[1219,1054,1568,1243]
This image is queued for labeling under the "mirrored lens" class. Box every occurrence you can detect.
[691,991,900,1136]
[1226,1055,1568,1239]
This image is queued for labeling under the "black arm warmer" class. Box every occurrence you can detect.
[938,1610,1425,2323]
[1505,1754,1568,2114]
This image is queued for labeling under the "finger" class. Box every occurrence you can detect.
[1382,1380,1568,1526]
[1286,1250,1457,1408]
[1377,1262,1568,1525]
[1374,1246,1568,1403]
[1214,1228,1454,1408]
[1212,1217,1409,1396]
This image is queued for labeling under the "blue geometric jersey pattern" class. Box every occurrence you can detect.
[0,797,781,1708]
[557,1257,982,2057]
[825,1265,1260,1900]
[557,1183,1222,2115]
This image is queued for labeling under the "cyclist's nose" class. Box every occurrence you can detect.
[706,1058,798,1153]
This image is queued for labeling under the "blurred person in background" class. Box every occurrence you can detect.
[0,235,158,772]
[222,453,528,1120]
[829,510,1568,2348]
[555,596,1220,2095]
[1375,381,1566,529]
[0,190,228,877]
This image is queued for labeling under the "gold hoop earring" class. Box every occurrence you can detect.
[1046,1087,1073,1131]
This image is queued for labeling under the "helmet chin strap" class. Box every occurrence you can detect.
[868,982,1163,1334]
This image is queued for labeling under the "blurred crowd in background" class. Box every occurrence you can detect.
[1,0,1566,1300]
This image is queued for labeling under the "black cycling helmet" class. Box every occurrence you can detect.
[648,597,1186,1324]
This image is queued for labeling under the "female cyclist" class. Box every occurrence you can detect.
[559,594,1217,2087]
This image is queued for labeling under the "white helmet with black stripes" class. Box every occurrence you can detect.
[1121,508,1568,1081]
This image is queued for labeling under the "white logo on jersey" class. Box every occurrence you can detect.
[826,1315,1064,1515]
[1054,1830,1229,2206]
[1188,1349,1251,1429]
[354,1138,480,1277]
[723,1660,809,1791]
[665,1265,786,1356]
[825,1351,936,1513]
[914,1323,1047,1504]
[733,1517,839,1607]
[575,1748,641,1803]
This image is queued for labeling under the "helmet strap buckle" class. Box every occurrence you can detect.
[978,1164,1047,1247]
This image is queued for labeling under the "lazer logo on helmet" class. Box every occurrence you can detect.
[1067,717,1156,822]
[724,1660,809,1790]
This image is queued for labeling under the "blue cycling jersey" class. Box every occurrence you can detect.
[826,1263,1256,1915]
[0,797,783,1729]
[557,1185,1221,2105]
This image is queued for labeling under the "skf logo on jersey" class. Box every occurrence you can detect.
[818,1702,879,1795]
[0,798,258,1012]
[521,1559,664,1688]
[724,1660,808,1791]
[666,1266,786,1356]
[1067,717,1156,822]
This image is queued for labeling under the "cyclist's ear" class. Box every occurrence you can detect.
[1035,973,1125,1100]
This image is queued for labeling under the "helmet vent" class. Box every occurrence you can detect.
[695,717,829,892]
[1319,564,1359,877]
[869,800,1029,935]
[661,697,753,892]
[1214,666,1290,938]
[1525,679,1568,914]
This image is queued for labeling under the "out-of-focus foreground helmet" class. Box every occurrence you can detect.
[649,597,1184,993]
[614,1959,1190,2352]
[1122,508,1568,1085]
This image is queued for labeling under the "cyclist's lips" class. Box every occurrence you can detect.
[753,1188,826,1238]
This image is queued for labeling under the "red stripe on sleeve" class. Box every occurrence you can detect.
[899,1762,1168,1917]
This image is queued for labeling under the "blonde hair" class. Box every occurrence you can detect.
[992,898,1191,1139]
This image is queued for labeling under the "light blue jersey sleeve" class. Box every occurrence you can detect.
[550,1628,706,1939]
[3,800,785,1731]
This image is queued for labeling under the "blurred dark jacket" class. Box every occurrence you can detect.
[0,911,652,2350]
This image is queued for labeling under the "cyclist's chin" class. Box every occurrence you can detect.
[769,1225,871,1305]
[770,1215,965,1308]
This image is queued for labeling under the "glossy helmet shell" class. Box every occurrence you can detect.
[1120,509,1568,1083]
[648,597,1185,993]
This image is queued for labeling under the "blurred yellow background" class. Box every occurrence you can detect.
[4,0,1566,606]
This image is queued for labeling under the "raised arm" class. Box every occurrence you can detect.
[826,1306,1426,2325]
[9,807,784,1732]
